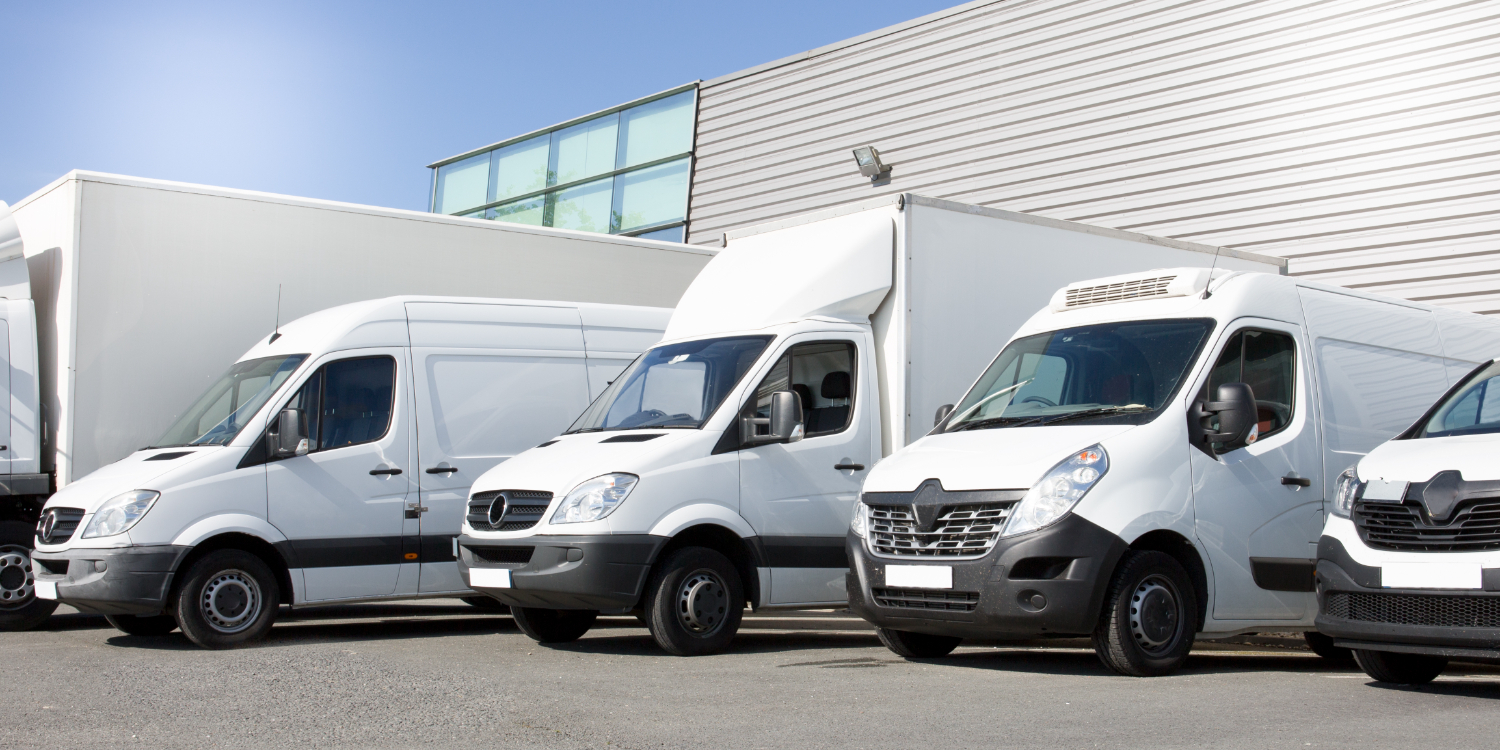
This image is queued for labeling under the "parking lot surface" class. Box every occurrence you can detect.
[3,600,1497,749]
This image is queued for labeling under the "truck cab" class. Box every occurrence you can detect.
[1315,358,1500,684]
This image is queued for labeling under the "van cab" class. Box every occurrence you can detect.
[30,296,667,647]
[847,269,1500,675]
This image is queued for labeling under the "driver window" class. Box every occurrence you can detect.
[1199,329,1296,448]
[750,341,856,437]
[282,356,396,453]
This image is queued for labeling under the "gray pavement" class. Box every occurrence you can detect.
[3,600,1498,749]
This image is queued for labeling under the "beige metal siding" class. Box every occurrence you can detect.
[688,0,1500,313]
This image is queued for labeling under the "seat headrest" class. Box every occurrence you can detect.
[791,383,814,408]
[821,371,850,399]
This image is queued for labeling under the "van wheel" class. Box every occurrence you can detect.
[643,547,744,656]
[0,521,58,631]
[511,607,597,643]
[106,613,179,636]
[1303,631,1353,662]
[876,627,961,658]
[1352,649,1446,684]
[173,550,279,649]
[461,595,509,612]
[1093,550,1197,677]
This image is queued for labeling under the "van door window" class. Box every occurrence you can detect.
[751,341,856,437]
[284,356,397,452]
[1200,329,1296,450]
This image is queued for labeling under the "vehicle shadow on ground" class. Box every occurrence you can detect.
[37,611,110,631]
[1366,672,1500,699]
[915,642,1375,678]
[537,628,883,658]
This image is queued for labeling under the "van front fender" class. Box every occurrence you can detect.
[170,514,288,548]
[648,503,756,539]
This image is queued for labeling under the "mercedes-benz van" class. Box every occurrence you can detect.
[1315,358,1500,684]
[30,296,667,648]
[847,269,1500,676]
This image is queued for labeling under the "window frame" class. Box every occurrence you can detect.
[744,339,859,440]
[1195,326,1299,451]
[278,354,399,456]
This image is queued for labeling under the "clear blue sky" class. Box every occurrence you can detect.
[1,0,961,211]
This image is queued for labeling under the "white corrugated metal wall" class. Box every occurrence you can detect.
[687,0,1500,314]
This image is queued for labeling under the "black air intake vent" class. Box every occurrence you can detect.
[600,433,664,443]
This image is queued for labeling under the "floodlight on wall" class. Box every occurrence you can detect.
[852,146,891,183]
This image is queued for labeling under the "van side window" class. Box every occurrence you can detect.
[750,341,856,437]
[285,356,397,452]
[1200,330,1296,449]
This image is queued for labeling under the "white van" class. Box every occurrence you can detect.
[847,269,1500,675]
[455,196,1282,655]
[1315,358,1500,684]
[29,296,668,648]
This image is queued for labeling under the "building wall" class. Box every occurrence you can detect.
[687,0,1500,314]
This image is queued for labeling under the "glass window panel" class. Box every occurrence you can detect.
[487,196,544,227]
[617,90,695,169]
[490,135,549,202]
[547,177,613,234]
[611,158,690,233]
[635,225,685,243]
[434,153,490,214]
[549,114,618,186]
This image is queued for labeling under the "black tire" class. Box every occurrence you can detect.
[173,549,279,649]
[511,606,597,643]
[1353,649,1446,685]
[1093,550,1198,677]
[642,547,744,656]
[0,520,57,632]
[876,627,962,658]
[1304,631,1354,663]
[106,613,180,636]
[461,595,510,612]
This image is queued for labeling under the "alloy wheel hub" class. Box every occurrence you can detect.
[200,570,261,633]
[676,570,728,635]
[0,547,35,609]
[1129,575,1180,654]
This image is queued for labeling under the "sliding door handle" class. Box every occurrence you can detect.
[1281,475,1311,487]
[370,468,403,476]
[425,466,459,474]
[835,463,865,471]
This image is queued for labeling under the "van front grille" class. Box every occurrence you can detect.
[36,508,85,545]
[872,587,980,612]
[1065,275,1175,307]
[1353,498,1500,552]
[1325,592,1500,629]
[467,490,553,532]
[866,503,1011,560]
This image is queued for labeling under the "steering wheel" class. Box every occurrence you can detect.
[1021,395,1057,407]
[619,409,668,428]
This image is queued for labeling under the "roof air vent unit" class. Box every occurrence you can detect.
[1049,268,1216,312]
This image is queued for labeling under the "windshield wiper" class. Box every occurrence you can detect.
[949,415,1049,432]
[1038,405,1152,426]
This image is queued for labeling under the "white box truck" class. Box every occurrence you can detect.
[455,194,1284,655]
[848,267,1500,675]
[1316,356,1500,684]
[29,296,668,648]
[0,172,713,631]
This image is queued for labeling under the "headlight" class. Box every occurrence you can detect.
[850,499,867,538]
[1332,466,1360,518]
[81,490,160,539]
[1001,445,1108,538]
[550,474,638,524]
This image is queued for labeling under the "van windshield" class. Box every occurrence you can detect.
[1416,360,1500,439]
[567,336,773,432]
[944,319,1214,432]
[153,355,308,447]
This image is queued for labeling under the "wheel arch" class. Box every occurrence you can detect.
[172,532,295,608]
[656,523,761,608]
[1127,529,1209,631]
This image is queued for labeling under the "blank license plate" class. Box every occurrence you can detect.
[468,568,511,589]
[1382,563,1481,590]
[885,565,952,589]
[34,580,57,600]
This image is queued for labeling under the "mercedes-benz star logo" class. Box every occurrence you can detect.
[487,494,508,527]
[39,510,58,542]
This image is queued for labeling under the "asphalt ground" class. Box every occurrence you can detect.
[4,601,1498,749]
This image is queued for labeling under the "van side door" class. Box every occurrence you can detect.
[738,334,872,605]
[1189,321,1323,622]
[406,302,592,594]
[266,349,413,602]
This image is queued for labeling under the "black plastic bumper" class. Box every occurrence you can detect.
[847,513,1129,640]
[30,545,191,616]
[457,534,667,610]
[1314,535,1500,661]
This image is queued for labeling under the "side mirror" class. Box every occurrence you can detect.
[1190,383,1257,451]
[934,404,954,428]
[743,391,804,445]
[273,408,307,457]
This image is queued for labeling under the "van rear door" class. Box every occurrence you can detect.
[406,302,593,593]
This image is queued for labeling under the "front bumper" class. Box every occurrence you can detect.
[30,545,191,616]
[457,533,667,610]
[1315,535,1500,662]
[847,513,1129,640]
